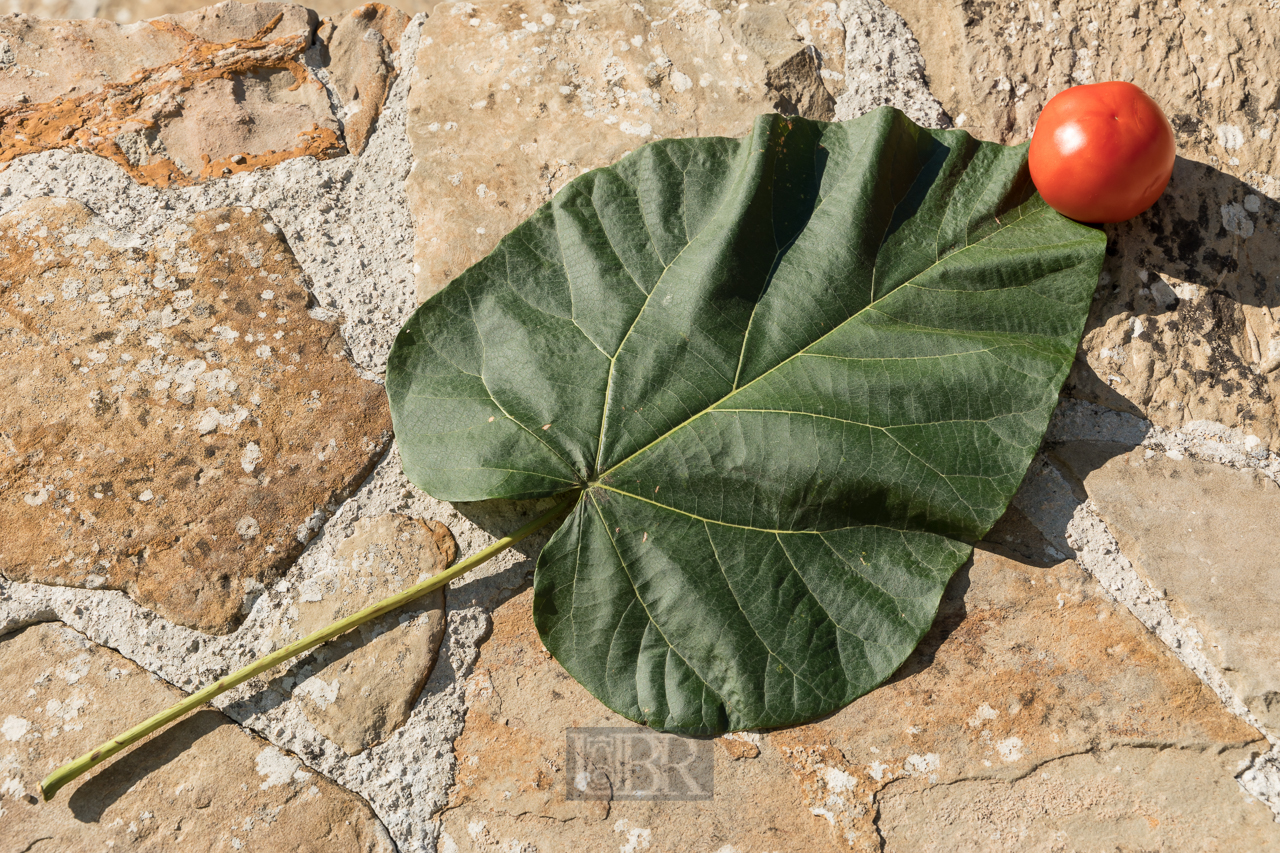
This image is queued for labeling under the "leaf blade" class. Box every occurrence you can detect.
[388,107,1105,732]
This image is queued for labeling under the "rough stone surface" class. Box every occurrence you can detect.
[437,549,1278,852]
[319,4,410,156]
[1052,443,1280,733]
[1063,159,1280,452]
[1002,399,1280,816]
[277,512,453,754]
[407,0,851,301]
[0,197,392,633]
[0,1,409,183]
[884,0,1279,173]
[835,0,947,129]
[0,621,395,852]
[0,0,432,24]
[0,18,500,850]
[1,1,1277,851]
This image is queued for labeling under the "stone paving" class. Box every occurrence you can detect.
[1,1,1278,850]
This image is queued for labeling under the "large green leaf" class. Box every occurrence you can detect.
[387,109,1105,733]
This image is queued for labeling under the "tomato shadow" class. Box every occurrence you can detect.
[1063,155,1280,425]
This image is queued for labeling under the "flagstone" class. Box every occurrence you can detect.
[0,198,391,633]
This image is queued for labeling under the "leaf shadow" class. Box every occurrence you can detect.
[67,709,227,823]
[447,496,567,603]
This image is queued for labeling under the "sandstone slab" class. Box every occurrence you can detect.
[0,197,391,633]
[0,621,394,852]
[276,513,454,754]
[407,0,848,301]
[884,0,1278,174]
[438,547,1277,851]
[1053,441,1280,732]
[0,0,432,25]
[0,1,410,183]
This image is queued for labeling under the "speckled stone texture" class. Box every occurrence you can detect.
[882,0,1280,452]
[0,198,391,633]
[0,1,409,183]
[277,513,453,754]
[407,0,849,302]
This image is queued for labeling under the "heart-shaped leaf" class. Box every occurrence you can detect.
[387,109,1105,733]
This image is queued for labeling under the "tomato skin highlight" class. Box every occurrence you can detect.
[1028,81,1176,223]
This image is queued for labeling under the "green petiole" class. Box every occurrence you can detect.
[40,492,578,801]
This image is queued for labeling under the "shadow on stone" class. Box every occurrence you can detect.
[1065,155,1280,448]
[447,496,567,606]
[883,556,972,686]
[67,709,227,824]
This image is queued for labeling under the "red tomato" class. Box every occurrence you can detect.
[1028,81,1176,223]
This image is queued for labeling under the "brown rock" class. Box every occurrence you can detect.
[1053,442,1280,732]
[883,0,1280,449]
[0,1,410,184]
[0,198,391,633]
[0,3,346,184]
[407,0,846,301]
[320,3,410,156]
[438,547,1276,851]
[0,621,394,852]
[277,513,454,754]
[770,547,1278,850]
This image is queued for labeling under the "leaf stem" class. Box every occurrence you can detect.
[40,493,578,801]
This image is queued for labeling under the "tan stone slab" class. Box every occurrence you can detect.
[0,621,395,852]
[0,0,433,25]
[437,547,1276,851]
[1053,441,1280,732]
[0,197,391,633]
[277,513,453,755]
[0,1,410,183]
[318,4,411,156]
[407,0,846,302]
[883,0,1278,174]
[881,0,1280,451]
[770,546,1277,851]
